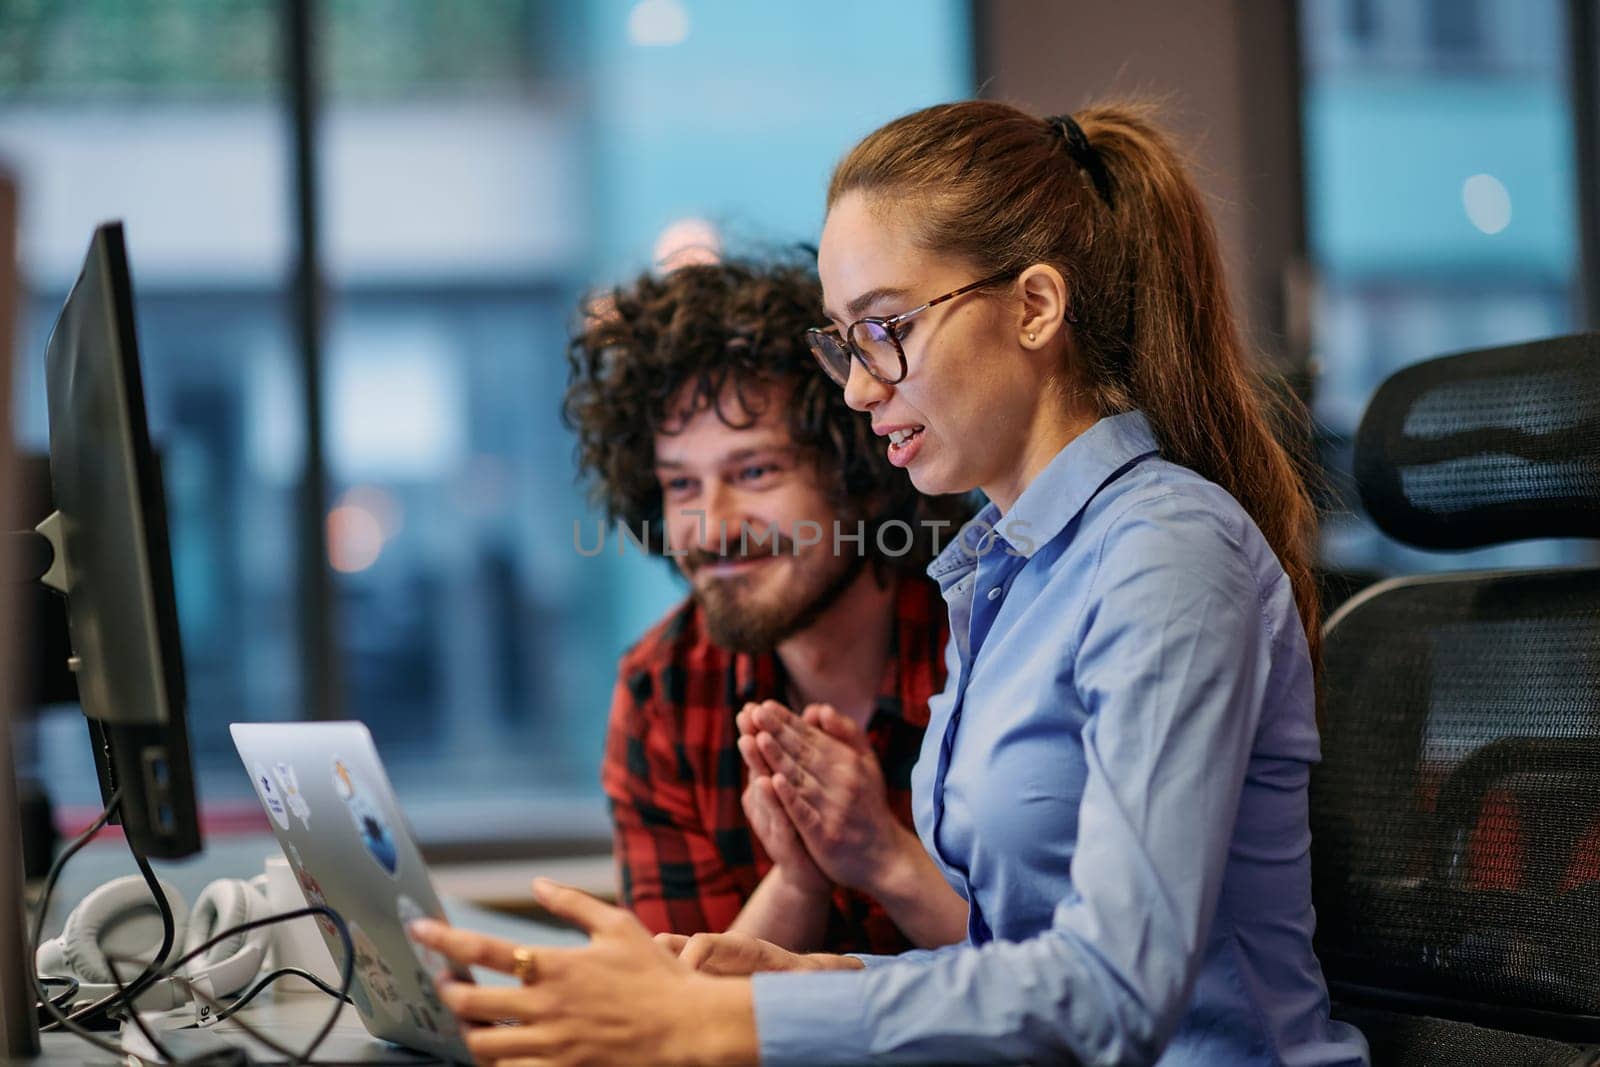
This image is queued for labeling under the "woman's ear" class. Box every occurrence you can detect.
[1016,264,1070,350]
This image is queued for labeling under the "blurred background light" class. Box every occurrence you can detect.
[652,216,721,271]
[1462,173,1513,234]
[328,503,385,574]
[627,0,690,48]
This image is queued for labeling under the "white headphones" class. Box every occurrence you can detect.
[36,874,273,1014]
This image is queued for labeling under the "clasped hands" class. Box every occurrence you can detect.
[733,699,914,900]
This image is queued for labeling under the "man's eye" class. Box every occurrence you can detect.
[738,465,779,483]
[661,477,694,495]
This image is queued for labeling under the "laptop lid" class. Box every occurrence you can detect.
[230,721,471,1064]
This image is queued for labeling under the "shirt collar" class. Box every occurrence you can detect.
[928,409,1160,580]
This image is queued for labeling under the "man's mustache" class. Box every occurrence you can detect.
[685,535,798,574]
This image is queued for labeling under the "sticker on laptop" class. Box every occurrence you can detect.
[332,756,399,878]
[406,1000,441,1036]
[412,972,464,1036]
[252,762,290,830]
[396,895,447,976]
[282,841,338,938]
[413,965,446,1018]
[272,761,312,829]
[348,921,402,1021]
[347,973,376,1020]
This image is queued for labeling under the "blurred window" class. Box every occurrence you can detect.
[1299,0,1583,576]
[3,0,972,844]
[1,0,301,816]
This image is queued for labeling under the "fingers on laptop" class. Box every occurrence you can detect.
[435,982,552,1026]
[408,920,519,973]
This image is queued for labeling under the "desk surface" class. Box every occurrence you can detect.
[10,901,582,1066]
[31,835,612,938]
[10,836,597,1065]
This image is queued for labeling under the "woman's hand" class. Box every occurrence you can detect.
[655,930,866,977]
[410,879,758,1067]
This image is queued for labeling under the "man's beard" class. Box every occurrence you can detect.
[690,538,866,656]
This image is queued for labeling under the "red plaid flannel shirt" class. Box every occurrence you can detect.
[601,575,949,954]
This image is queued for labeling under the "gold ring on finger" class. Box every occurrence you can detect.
[511,945,538,985]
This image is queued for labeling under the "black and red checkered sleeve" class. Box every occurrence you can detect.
[600,660,748,936]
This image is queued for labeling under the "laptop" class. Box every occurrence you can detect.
[231,721,473,1064]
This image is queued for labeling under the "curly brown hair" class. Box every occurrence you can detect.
[563,256,972,573]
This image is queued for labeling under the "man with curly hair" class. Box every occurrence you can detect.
[566,257,972,956]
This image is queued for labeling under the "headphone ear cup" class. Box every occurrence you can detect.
[35,935,70,980]
[56,875,189,986]
[186,878,272,998]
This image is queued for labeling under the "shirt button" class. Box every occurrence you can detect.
[987,586,1002,601]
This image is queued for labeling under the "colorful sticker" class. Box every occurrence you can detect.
[413,967,445,1018]
[348,922,402,1022]
[396,896,446,976]
[273,761,312,828]
[332,756,399,878]
[347,974,375,1019]
[406,1001,440,1035]
[281,841,338,938]
[252,762,289,830]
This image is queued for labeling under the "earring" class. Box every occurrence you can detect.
[1027,332,1037,342]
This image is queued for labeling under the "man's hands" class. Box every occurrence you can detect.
[733,699,971,950]
[737,700,922,897]
[741,767,829,895]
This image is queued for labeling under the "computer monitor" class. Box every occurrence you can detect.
[27,221,201,861]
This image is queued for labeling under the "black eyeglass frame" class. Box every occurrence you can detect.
[805,267,1080,386]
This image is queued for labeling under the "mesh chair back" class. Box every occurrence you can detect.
[1354,333,1600,548]
[1316,572,1600,1037]
[1315,335,1600,1051]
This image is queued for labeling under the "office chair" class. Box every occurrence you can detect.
[1311,333,1600,1065]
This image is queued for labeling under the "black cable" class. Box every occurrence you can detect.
[71,898,355,1064]
[132,904,355,1067]
[34,976,78,1017]
[27,789,356,1064]
[208,967,350,1024]
[287,905,353,1067]
[100,947,308,1064]
[25,790,158,1062]
[100,905,177,1063]
[27,789,121,978]
[160,972,300,1063]
[41,823,181,1032]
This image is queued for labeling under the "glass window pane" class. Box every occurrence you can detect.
[1,1,301,815]
[318,0,972,839]
[1299,0,1582,575]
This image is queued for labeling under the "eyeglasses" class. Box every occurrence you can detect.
[804,269,1018,388]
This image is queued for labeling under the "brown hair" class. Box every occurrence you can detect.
[828,100,1322,666]
[563,256,972,574]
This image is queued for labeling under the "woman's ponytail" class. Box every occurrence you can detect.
[829,99,1322,669]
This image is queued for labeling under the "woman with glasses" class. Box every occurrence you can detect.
[412,100,1370,1066]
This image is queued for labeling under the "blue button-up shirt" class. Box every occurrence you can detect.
[752,412,1369,1066]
